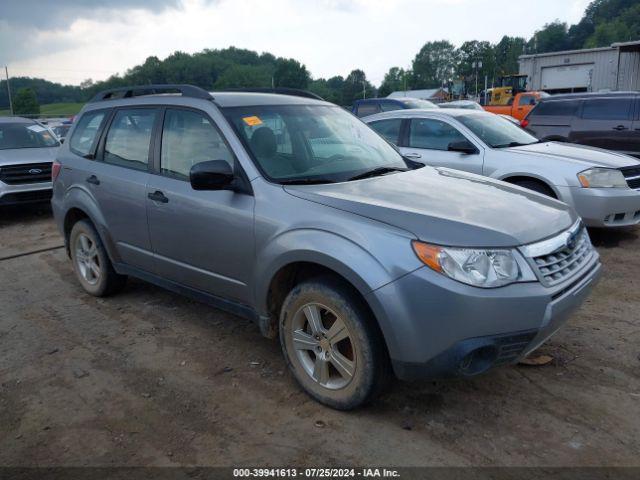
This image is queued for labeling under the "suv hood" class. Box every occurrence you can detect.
[285,167,576,247]
[0,147,58,166]
[507,142,640,169]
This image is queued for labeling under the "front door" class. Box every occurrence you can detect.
[146,107,255,304]
[399,117,484,174]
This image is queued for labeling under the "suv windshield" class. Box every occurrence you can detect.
[223,105,407,183]
[458,113,538,148]
[0,122,60,150]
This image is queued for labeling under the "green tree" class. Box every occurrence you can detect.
[273,58,310,89]
[456,40,495,93]
[378,67,409,97]
[528,21,571,53]
[213,64,272,89]
[493,36,527,76]
[411,40,457,89]
[13,88,40,115]
[341,70,374,106]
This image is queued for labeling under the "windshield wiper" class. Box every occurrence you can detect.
[493,141,537,149]
[280,178,336,185]
[348,166,408,181]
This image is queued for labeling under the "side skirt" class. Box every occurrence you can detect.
[113,262,259,324]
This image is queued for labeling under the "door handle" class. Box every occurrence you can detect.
[148,190,169,204]
[86,175,100,185]
[613,125,628,131]
[404,152,422,159]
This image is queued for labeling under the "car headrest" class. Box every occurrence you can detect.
[250,127,277,159]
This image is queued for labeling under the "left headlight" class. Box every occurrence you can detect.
[411,241,535,288]
[578,168,627,188]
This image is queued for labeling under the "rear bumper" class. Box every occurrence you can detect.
[0,181,52,206]
[367,255,601,381]
[557,186,640,227]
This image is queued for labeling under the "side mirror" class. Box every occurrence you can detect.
[448,140,478,155]
[190,160,234,191]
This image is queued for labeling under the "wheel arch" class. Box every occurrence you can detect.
[499,174,559,198]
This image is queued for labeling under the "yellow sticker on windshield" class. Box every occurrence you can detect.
[243,116,263,127]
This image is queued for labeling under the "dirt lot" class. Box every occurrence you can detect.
[1,205,639,468]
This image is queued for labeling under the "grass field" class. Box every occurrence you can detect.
[0,102,84,117]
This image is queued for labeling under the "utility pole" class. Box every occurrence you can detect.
[4,66,13,115]
[362,80,366,100]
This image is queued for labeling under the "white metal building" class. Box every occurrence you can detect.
[519,40,640,94]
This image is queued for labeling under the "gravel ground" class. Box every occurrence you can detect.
[0,205,639,467]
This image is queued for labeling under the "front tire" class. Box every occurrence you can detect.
[279,277,388,410]
[69,220,127,297]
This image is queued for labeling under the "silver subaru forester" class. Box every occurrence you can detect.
[51,85,601,409]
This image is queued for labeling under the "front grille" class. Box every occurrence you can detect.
[529,226,595,287]
[494,331,538,366]
[621,165,640,189]
[0,162,52,185]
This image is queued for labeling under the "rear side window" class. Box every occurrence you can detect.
[369,118,402,144]
[380,102,402,112]
[161,109,234,179]
[582,98,632,120]
[409,118,467,151]
[69,111,106,157]
[533,100,581,117]
[356,103,379,117]
[103,108,157,171]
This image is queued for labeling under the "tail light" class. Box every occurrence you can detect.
[52,160,62,182]
[520,118,529,128]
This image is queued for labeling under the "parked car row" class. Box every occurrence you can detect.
[45,84,607,410]
[2,85,637,411]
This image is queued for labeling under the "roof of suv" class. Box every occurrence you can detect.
[539,91,638,102]
[210,91,330,108]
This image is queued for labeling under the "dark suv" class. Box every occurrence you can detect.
[523,92,640,158]
[352,98,437,117]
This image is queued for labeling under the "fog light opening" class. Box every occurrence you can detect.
[460,346,498,376]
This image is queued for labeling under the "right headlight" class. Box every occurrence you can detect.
[577,168,628,188]
[411,241,536,288]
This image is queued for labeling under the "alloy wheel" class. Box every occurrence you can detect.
[75,233,101,286]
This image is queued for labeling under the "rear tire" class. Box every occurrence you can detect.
[279,277,389,410]
[511,179,556,199]
[69,220,127,297]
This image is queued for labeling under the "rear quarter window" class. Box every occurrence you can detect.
[356,103,380,117]
[532,100,581,117]
[70,110,108,157]
[581,98,632,120]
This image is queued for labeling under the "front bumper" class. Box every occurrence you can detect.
[0,181,52,206]
[557,185,640,227]
[366,254,601,381]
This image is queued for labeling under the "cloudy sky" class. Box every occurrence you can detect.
[0,0,591,86]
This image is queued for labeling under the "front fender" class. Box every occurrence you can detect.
[253,227,417,316]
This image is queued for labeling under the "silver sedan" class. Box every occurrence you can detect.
[365,108,640,228]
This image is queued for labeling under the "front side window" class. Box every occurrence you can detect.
[458,113,538,148]
[408,118,467,151]
[161,109,234,179]
[582,98,632,121]
[70,111,106,157]
[369,118,402,144]
[103,108,157,171]
[0,122,59,150]
[223,105,407,183]
[518,95,537,107]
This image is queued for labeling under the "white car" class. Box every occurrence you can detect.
[365,108,640,228]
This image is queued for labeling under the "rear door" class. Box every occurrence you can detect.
[572,97,635,154]
[146,107,255,304]
[79,107,157,272]
[398,117,484,174]
[367,118,404,145]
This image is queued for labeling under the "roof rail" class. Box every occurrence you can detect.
[89,84,213,103]
[218,87,324,101]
